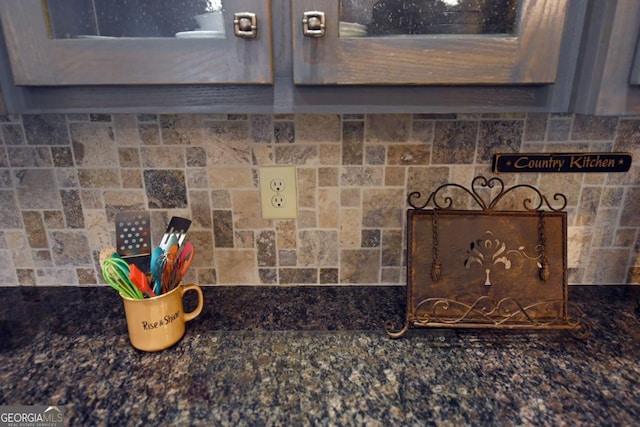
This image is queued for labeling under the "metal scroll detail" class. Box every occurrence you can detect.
[409,297,591,339]
[407,176,567,212]
[386,176,590,339]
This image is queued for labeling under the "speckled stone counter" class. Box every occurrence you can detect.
[1,285,639,426]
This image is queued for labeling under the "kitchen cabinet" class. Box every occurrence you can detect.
[572,0,640,115]
[0,0,588,113]
[292,0,571,86]
[0,0,273,85]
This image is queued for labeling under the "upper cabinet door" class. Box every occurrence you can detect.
[292,0,570,85]
[0,0,273,85]
[572,0,640,115]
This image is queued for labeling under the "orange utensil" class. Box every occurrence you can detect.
[129,263,156,297]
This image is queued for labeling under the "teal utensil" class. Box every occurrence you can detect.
[102,257,144,299]
[151,246,164,295]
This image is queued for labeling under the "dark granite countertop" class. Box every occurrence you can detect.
[1,285,640,426]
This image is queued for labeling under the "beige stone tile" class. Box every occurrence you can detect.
[186,230,214,269]
[78,169,121,189]
[318,167,339,187]
[297,210,317,229]
[387,145,431,165]
[340,166,383,187]
[584,248,631,284]
[298,230,339,267]
[340,249,380,283]
[296,114,341,143]
[215,249,257,284]
[71,123,119,167]
[5,231,33,269]
[362,188,404,228]
[113,114,140,146]
[235,230,255,249]
[207,136,252,165]
[275,145,319,165]
[83,210,111,252]
[186,168,210,189]
[297,168,316,209]
[160,114,206,146]
[141,146,185,168]
[211,190,232,209]
[208,167,254,188]
[232,190,271,229]
[341,188,361,207]
[318,188,340,228]
[567,226,593,268]
[319,144,341,165]
[340,208,361,248]
[252,144,273,166]
[276,220,297,249]
[120,170,143,189]
[385,167,405,187]
[366,114,411,143]
[102,190,146,215]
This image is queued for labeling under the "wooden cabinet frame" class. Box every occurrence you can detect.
[572,0,640,115]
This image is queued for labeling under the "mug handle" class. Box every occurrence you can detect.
[181,284,204,322]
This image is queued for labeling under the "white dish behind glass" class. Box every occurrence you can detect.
[175,31,226,39]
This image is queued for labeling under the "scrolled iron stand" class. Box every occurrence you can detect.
[386,176,591,339]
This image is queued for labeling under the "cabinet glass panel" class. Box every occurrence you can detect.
[43,0,226,39]
[338,0,518,37]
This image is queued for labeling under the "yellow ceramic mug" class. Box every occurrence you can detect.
[121,284,204,352]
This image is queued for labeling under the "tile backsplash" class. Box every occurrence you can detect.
[0,113,638,287]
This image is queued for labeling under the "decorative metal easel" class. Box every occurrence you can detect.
[386,176,591,339]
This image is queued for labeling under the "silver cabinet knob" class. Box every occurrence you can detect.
[234,12,258,38]
[303,11,325,37]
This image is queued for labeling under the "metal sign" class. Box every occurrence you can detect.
[493,152,632,173]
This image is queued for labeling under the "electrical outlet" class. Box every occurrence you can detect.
[259,166,298,219]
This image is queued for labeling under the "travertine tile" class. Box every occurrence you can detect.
[387,144,430,165]
[340,249,380,283]
[113,114,140,146]
[298,230,339,267]
[340,208,361,248]
[23,115,69,146]
[318,188,340,228]
[143,170,187,209]
[362,188,404,228]
[366,114,410,143]
[15,169,62,209]
[432,121,478,164]
[0,113,638,286]
[572,115,618,140]
[215,249,257,284]
[296,115,341,143]
[342,121,364,165]
[477,120,523,163]
[71,123,118,167]
[160,114,205,145]
[523,113,547,141]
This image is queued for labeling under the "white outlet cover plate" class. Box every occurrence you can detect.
[259,166,298,219]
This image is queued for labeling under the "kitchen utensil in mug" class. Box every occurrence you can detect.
[159,217,192,249]
[102,257,143,300]
[161,239,180,294]
[115,211,152,272]
[121,284,204,352]
[150,246,164,295]
[129,263,156,298]
[176,241,195,278]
